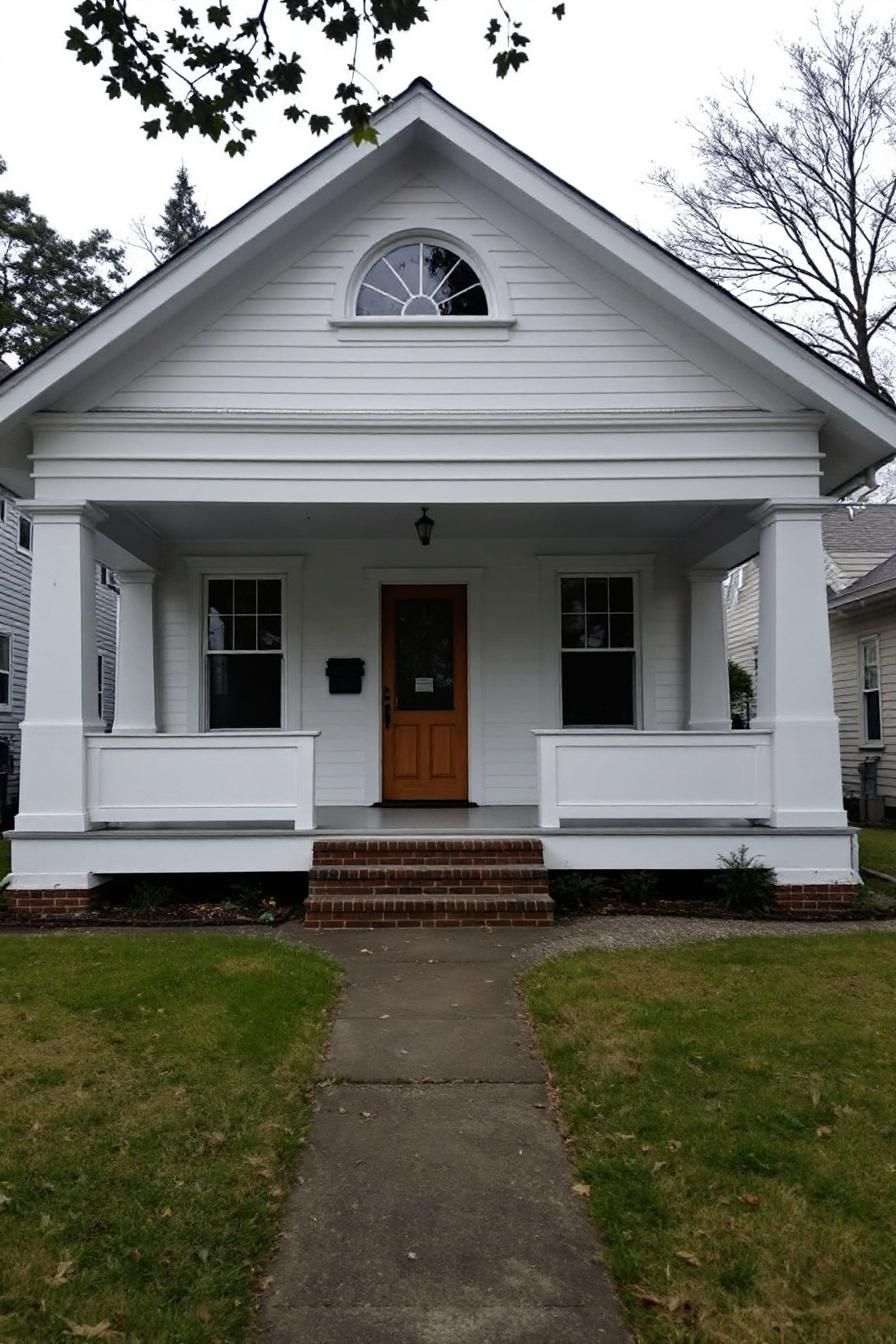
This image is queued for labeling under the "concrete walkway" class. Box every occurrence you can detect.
[258,927,630,1343]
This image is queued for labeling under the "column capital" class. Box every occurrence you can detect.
[115,568,157,585]
[19,501,106,528]
[749,500,825,529]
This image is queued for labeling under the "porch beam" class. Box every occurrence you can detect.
[752,501,846,828]
[687,569,731,732]
[113,570,158,734]
[16,502,103,832]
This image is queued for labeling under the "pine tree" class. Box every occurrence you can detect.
[0,155,127,363]
[153,166,206,261]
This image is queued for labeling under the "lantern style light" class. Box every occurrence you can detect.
[414,506,435,547]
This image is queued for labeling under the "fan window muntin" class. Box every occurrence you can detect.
[356,242,488,317]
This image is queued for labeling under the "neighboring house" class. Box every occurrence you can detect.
[2,78,896,920]
[726,506,896,807]
[0,483,118,822]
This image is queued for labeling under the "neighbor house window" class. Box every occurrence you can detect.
[99,565,118,591]
[860,636,883,745]
[560,576,637,726]
[205,577,283,730]
[355,241,488,316]
[17,513,32,554]
[0,498,6,525]
[0,633,10,709]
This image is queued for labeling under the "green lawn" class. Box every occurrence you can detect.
[0,838,9,882]
[523,933,896,1344]
[859,825,896,876]
[0,934,340,1343]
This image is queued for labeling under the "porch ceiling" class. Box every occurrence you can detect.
[108,500,746,544]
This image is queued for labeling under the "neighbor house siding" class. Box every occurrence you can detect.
[831,605,896,806]
[154,537,689,806]
[100,174,754,415]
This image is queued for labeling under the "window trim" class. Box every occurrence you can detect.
[16,511,32,556]
[0,628,12,712]
[859,634,884,747]
[185,555,304,734]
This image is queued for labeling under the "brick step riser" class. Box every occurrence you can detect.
[312,848,544,867]
[310,865,547,881]
[305,914,553,929]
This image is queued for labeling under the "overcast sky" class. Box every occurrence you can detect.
[2,1,893,280]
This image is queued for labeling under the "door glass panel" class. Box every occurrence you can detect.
[395,598,454,710]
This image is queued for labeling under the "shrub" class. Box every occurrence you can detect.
[612,870,660,905]
[712,845,776,912]
[129,879,178,915]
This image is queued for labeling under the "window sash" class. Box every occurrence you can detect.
[17,514,32,553]
[203,575,285,730]
[860,637,883,744]
[559,574,639,727]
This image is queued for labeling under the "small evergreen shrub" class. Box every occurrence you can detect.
[612,870,660,905]
[712,845,776,912]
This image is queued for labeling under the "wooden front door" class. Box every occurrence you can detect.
[381,585,468,802]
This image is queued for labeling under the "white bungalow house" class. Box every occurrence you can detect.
[1,79,895,922]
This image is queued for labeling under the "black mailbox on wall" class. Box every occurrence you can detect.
[326,658,365,694]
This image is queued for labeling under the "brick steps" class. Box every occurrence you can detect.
[305,838,554,929]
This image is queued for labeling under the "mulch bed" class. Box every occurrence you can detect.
[0,902,301,927]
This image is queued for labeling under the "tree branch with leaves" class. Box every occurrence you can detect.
[654,10,896,402]
[66,1,566,156]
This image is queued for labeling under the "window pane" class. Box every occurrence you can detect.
[585,616,608,648]
[562,651,635,726]
[0,633,9,673]
[258,580,282,614]
[585,577,608,613]
[208,579,232,614]
[356,284,403,316]
[610,614,634,648]
[561,614,586,649]
[609,577,634,612]
[0,671,8,705]
[561,578,585,613]
[208,655,282,729]
[863,641,880,690]
[438,283,488,316]
[207,610,231,651]
[233,616,257,650]
[395,597,454,710]
[18,516,31,551]
[259,614,281,650]
[233,579,257,613]
[360,255,411,302]
[865,690,882,742]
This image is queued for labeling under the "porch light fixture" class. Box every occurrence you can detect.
[414,506,435,547]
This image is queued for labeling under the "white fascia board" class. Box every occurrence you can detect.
[411,99,896,466]
[0,97,423,449]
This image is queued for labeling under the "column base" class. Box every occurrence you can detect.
[774,884,859,915]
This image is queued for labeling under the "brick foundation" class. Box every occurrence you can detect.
[773,884,859,915]
[305,838,554,928]
[6,890,93,918]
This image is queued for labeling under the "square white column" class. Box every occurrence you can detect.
[753,502,846,829]
[113,570,158,734]
[16,503,103,833]
[687,568,731,731]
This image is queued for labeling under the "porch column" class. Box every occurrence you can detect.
[687,568,731,731]
[113,570,157,734]
[16,503,104,832]
[753,502,845,828]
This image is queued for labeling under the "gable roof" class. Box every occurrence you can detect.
[829,548,896,608]
[3,76,896,496]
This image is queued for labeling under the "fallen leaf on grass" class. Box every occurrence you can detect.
[63,1323,123,1340]
[816,1125,833,1137]
[741,1194,761,1207]
[571,1182,590,1197]
[674,1251,701,1266]
[47,1260,75,1286]
[159,1207,173,1220]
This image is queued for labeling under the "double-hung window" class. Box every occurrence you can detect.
[205,577,284,730]
[560,576,637,726]
[860,635,883,745]
[0,632,10,709]
[17,513,32,554]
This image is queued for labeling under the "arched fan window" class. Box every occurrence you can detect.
[355,241,488,317]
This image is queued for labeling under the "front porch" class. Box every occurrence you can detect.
[6,495,858,913]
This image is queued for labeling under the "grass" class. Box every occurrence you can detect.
[0,933,340,1343]
[859,825,896,876]
[0,838,9,883]
[523,933,896,1344]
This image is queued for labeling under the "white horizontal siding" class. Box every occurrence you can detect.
[831,608,896,806]
[154,537,689,806]
[101,174,753,415]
